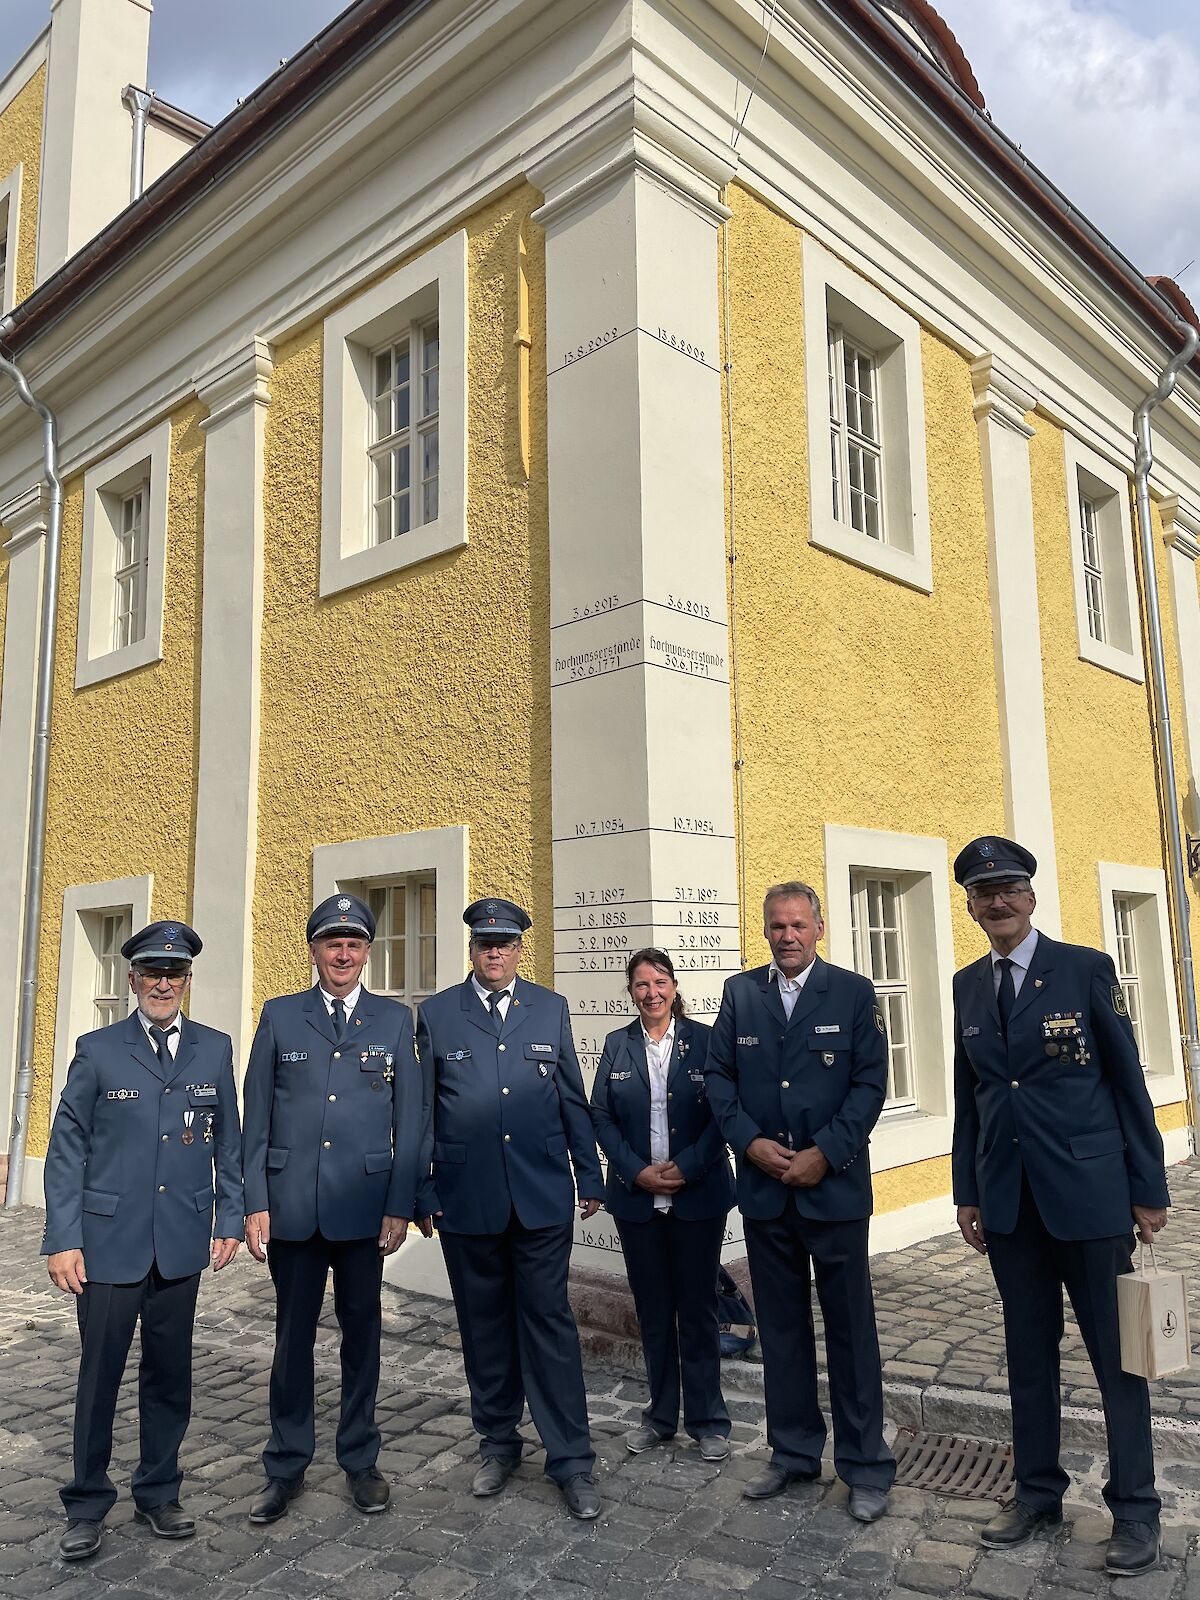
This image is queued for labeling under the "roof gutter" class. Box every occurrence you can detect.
[823,0,1200,378]
[0,0,435,358]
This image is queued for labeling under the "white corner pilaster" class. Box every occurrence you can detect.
[190,341,272,1064]
[530,102,741,1266]
[0,487,48,1151]
[1160,495,1200,832]
[971,356,1061,935]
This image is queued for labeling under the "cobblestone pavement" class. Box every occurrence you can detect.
[1,1167,1198,1600]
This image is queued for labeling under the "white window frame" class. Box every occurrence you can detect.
[369,320,441,547]
[1097,863,1184,1105]
[321,230,467,597]
[0,164,22,315]
[311,825,469,997]
[803,237,932,593]
[76,420,171,688]
[824,825,955,1170]
[352,875,438,1010]
[849,871,918,1111]
[52,875,152,1107]
[1064,433,1143,682]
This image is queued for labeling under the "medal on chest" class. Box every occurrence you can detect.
[181,1110,195,1145]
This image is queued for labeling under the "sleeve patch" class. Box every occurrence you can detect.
[1112,985,1129,1018]
[873,1005,886,1035]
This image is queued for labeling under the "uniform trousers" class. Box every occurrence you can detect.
[62,1264,201,1521]
[744,1206,894,1490]
[615,1210,730,1441]
[986,1173,1159,1524]
[440,1213,594,1482]
[264,1231,383,1480]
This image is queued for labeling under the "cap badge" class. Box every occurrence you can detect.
[979,844,993,857]
[337,897,352,911]
[163,924,181,940]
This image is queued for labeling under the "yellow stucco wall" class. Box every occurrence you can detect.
[0,64,45,308]
[252,185,549,1010]
[28,404,206,1154]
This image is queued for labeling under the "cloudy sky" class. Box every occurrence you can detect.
[4,0,1197,301]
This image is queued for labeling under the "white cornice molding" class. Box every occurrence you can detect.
[0,483,49,552]
[971,355,1038,440]
[198,338,274,431]
[1159,494,1200,562]
[528,85,737,229]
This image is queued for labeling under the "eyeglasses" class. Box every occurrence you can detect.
[967,885,1030,906]
[131,968,190,987]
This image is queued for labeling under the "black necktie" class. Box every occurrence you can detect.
[330,998,346,1041]
[148,1025,177,1071]
[488,991,505,1031]
[996,958,1016,1039]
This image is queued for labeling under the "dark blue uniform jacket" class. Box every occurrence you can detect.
[42,1012,243,1282]
[416,976,603,1234]
[242,986,421,1240]
[704,958,887,1222]
[590,1017,734,1222]
[952,932,1170,1240]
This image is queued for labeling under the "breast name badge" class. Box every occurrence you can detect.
[736,1035,759,1047]
[106,1088,139,1101]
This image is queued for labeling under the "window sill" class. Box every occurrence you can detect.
[1076,635,1144,684]
[76,634,162,689]
[870,1108,952,1171]
[811,518,932,594]
[319,513,467,599]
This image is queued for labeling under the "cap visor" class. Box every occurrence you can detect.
[310,921,372,940]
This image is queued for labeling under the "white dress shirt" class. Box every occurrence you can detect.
[991,927,1039,999]
[643,1019,676,1213]
[319,982,361,1022]
[470,974,515,1022]
[769,959,816,1020]
[137,1010,181,1057]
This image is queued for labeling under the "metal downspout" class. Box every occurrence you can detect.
[1133,320,1200,1149]
[0,329,64,1208]
[123,86,154,202]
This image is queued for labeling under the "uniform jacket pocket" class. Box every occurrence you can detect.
[433,1141,466,1164]
[1068,1128,1126,1159]
[266,1147,289,1170]
[194,1185,214,1211]
[82,1188,118,1216]
[546,1132,568,1158]
[364,1150,393,1174]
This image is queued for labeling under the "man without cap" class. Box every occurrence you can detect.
[415,899,605,1519]
[705,882,895,1522]
[241,893,424,1523]
[42,922,243,1562]
[952,836,1170,1576]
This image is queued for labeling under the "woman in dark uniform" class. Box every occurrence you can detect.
[590,948,735,1460]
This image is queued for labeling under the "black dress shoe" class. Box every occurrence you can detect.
[742,1463,821,1500]
[472,1457,520,1497]
[560,1474,602,1520]
[848,1486,888,1523]
[249,1475,305,1525]
[59,1520,103,1561]
[980,1503,1063,1548]
[1105,1520,1160,1575]
[134,1501,196,1539]
[347,1466,390,1514]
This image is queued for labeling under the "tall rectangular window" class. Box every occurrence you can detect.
[112,486,148,651]
[0,229,7,312]
[370,320,439,546]
[362,875,437,1010]
[828,325,883,543]
[849,872,916,1109]
[1112,892,1146,1063]
[1080,491,1106,644]
[92,910,131,1028]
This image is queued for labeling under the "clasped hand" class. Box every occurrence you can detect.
[747,1137,829,1187]
[634,1161,686,1196]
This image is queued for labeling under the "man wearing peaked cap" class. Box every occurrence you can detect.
[414,898,605,1520]
[42,921,243,1561]
[241,893,424,1524]
[951,837,1170,1575]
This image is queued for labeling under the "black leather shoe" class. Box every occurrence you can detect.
[472,1457,520,1497]
[134,1501,195,1540]
[248,1475,305,1525]
[347,1467,389,1514]
[560,1473,602,1520]
[1105,1520,1160,1575]
[980,1503,1063,1548]
[742,1463,821,1500]
[59,1520,103,1561]
[848,1486,888,1523]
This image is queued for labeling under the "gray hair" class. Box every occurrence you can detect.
[762,881,823,924]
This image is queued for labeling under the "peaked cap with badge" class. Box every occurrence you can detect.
[464,898,531,939]
[953,837,1037,890]
[307,893,375,943]
[122,919,203,970]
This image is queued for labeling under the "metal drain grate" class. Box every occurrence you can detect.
[892,1428,1014,1500]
